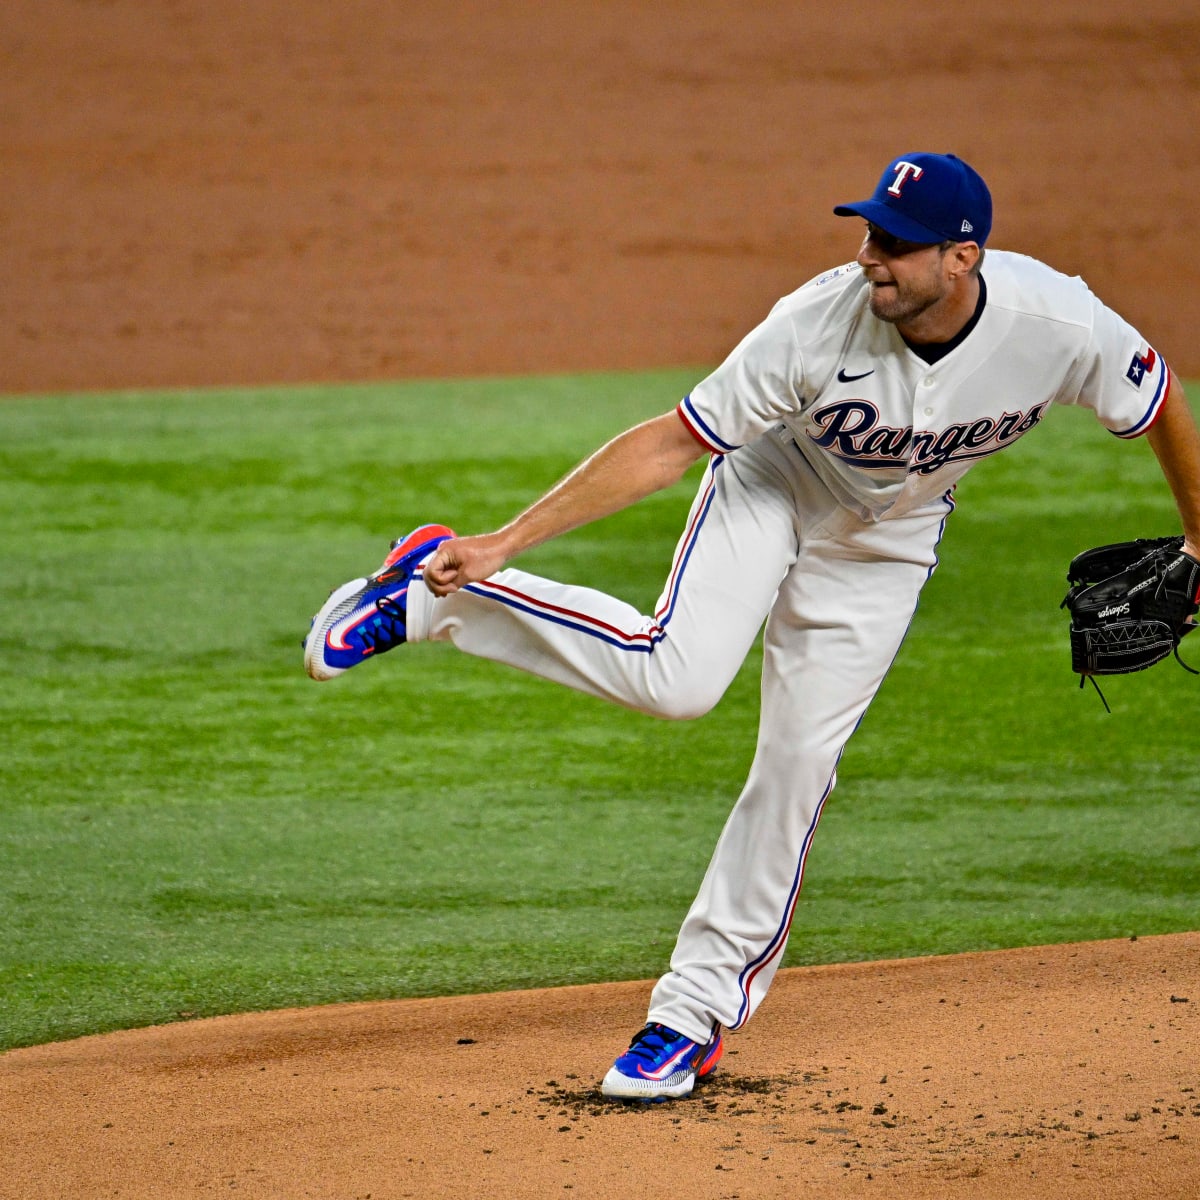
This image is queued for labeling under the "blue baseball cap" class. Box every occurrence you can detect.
[834,153,992,246]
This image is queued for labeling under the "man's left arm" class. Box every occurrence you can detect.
[1146,373,1200,559]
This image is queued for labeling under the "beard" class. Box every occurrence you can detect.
[865,278,947,326]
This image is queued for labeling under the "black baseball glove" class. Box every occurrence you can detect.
[1062,536,1200,696]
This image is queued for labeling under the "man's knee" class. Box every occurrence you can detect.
[645,681,726,722]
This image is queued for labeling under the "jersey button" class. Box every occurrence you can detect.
[924,406,934,417]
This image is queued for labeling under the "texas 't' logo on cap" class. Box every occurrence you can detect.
[887,161,924,196]
[833,152,993,247]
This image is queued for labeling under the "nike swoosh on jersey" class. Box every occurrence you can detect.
[836,367,875,383]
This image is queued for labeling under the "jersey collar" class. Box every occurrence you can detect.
[902,275,988,366]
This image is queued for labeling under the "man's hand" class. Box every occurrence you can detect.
[424,533,511,597]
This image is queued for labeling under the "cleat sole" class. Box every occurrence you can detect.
[303,576,369,681]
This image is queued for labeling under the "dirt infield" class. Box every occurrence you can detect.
[3,2,1200,1196]
[3,937,1198,1198]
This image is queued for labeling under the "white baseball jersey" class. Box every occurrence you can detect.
[678,250,1171,520]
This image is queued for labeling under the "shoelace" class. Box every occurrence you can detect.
[357,594,407,653]
[624,1023,683,1064]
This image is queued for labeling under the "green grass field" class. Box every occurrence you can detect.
[2,371,1198,1051]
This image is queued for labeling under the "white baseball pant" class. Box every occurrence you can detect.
[405,426,953,1042]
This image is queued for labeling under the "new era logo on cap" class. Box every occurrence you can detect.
[833,152,993,247]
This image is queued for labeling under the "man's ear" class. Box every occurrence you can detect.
[950,242,981,278]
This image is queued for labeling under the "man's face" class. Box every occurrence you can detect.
[856,223,955,327]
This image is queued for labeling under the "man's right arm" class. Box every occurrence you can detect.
[423,409,708,596]
[1145,374,1200,560]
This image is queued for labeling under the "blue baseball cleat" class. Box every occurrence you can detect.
[304,524,456,681]
[600,1022,724,1101]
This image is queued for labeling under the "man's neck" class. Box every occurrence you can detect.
[897,275,982,346]
[901,276,988,366]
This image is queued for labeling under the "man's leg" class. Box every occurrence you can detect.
[645,493,955,1042]
[406,445,798,720]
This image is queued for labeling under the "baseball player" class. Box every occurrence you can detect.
[304,153,1200,1101]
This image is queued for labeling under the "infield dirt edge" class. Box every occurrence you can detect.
[3,932,1197,1199]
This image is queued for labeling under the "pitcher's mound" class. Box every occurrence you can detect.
[2,933,1197,1198]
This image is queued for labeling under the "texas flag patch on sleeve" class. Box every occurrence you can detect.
[1113,343,1171,438]
[1126,346,1157,388]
